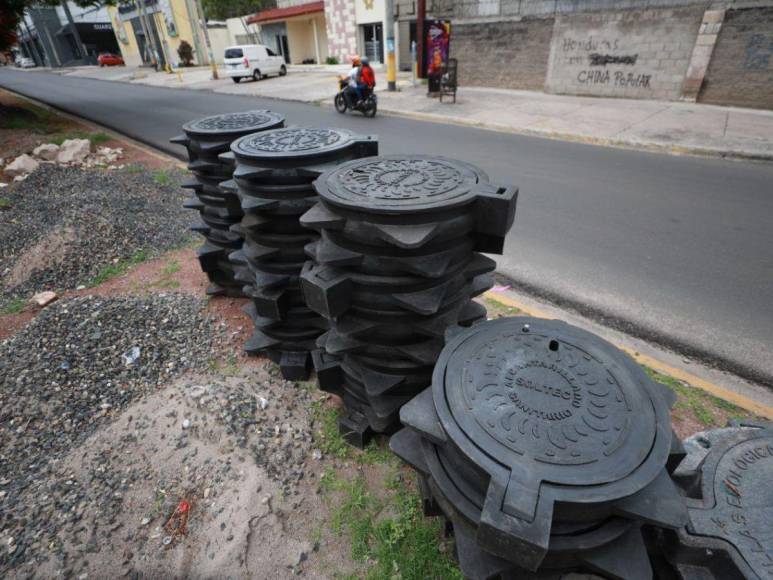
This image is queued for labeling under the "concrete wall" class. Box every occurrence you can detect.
[452,18,554,90]
[546,7,703,100]
[286,14,328,63]
[699,7,773,109]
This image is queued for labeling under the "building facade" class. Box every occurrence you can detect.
[107,0,206,68]
[246,1,329,64]
[16,2,120,67]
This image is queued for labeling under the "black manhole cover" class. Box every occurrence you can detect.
[231,128,376,163]
[182,110,285,137]
[658,425,773,579]
[314,155,489,213]
[395,317,685,572]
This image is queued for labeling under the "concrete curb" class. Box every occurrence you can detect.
[364,104,773,163]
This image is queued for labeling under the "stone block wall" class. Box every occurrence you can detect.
[452,18,554,90]
[324,0,358,62]
[699,7,773,109]
[546,6,704,100]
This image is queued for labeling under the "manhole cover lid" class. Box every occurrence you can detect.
[687,428,773,576]
[433,317,665,491]
[183,110,285,137]
[231,127,365,160]
[314,155,488,213]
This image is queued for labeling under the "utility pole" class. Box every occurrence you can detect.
[136,0,161,69]
[193,0,218,79]
[20,15,45,66]
[416,0,425,79]
[385,0,396,90]
[60,1,88,64]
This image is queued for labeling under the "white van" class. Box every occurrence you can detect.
[224,45,286,83]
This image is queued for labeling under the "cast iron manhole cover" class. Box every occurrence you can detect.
[183,110,285,136]
[315,155,488,212]
[232,128,371,160]
[433,317,669,490]
[670,426,773,578]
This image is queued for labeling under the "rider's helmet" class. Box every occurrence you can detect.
[351,55,361,66]
[361,57,369,66]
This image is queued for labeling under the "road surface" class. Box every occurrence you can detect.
[2,69,772,386]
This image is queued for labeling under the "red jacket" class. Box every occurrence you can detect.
[361,65,375,88]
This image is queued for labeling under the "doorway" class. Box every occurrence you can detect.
[362,23,383,63]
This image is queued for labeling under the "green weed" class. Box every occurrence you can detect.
[49,131,110,146]
[0,198,12,209]
[644,366,749,427]
[322,468,461,580]
[88,249,149,287]
[152,169,174,187]
[1,298,26,315]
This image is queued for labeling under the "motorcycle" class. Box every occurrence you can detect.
[334,78,377,118]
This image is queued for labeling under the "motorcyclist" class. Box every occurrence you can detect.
[343,55,362,109]
[360,57,375,101]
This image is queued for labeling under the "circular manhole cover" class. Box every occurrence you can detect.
[183,110,284,137]
[232,127,364,160]
[315,155,488,213]
[433,317,670,493]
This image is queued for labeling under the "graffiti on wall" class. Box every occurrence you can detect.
[557,35,652,89]
[744,34,773,70]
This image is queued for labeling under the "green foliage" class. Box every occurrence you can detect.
[152,169,174,187]
[49,131,110,146]
[325,56,339,65]
[321,468,462,580]
[643,366,751,427]
[1,298,26,315]
[201,0,274,21]
[88,249,149,287]
[311,402,393,465]
[177,40,194,66]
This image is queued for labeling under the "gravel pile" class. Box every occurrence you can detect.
[0,164,193,306]
[0,294,215,508]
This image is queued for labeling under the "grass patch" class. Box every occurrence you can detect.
[152,169,175,187]
[479,295,520,319]
[125,165,145,174]
[1,298,26,315]
[321,467,461,580]
[0,105,56,131]
[644,366,750,428]
[161,259,181,276]
[88,249,150,287]
[311,402,393,465]
[0,198,12,209]
[49,131,111,146]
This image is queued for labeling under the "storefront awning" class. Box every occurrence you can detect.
[246,1,324,25]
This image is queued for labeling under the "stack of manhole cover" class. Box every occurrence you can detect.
[222,127,378,380]
[301,155,518,446]
[390,317,689,580]
[171,111,285,297]
[649,422,773,579]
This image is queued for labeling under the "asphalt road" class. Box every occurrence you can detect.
[2,69,772,386]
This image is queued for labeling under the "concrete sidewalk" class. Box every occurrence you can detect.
[28,64,773,160]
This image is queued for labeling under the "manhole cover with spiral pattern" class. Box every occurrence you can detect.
[182,110,285,137]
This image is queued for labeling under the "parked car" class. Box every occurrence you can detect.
[224,44,286,83]
[98,53,125,67]
[15,56,36,68]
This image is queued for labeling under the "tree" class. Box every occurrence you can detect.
[200,0,274,21]
[177,39,193,66]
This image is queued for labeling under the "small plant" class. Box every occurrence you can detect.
[325,56,339,65]
[177,40,194,67]
[152,170,174,187]
[88,249,150,286]
[1,298,26,315]
[0,198,12,209]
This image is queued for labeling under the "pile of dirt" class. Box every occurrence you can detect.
[0,164,193,308]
